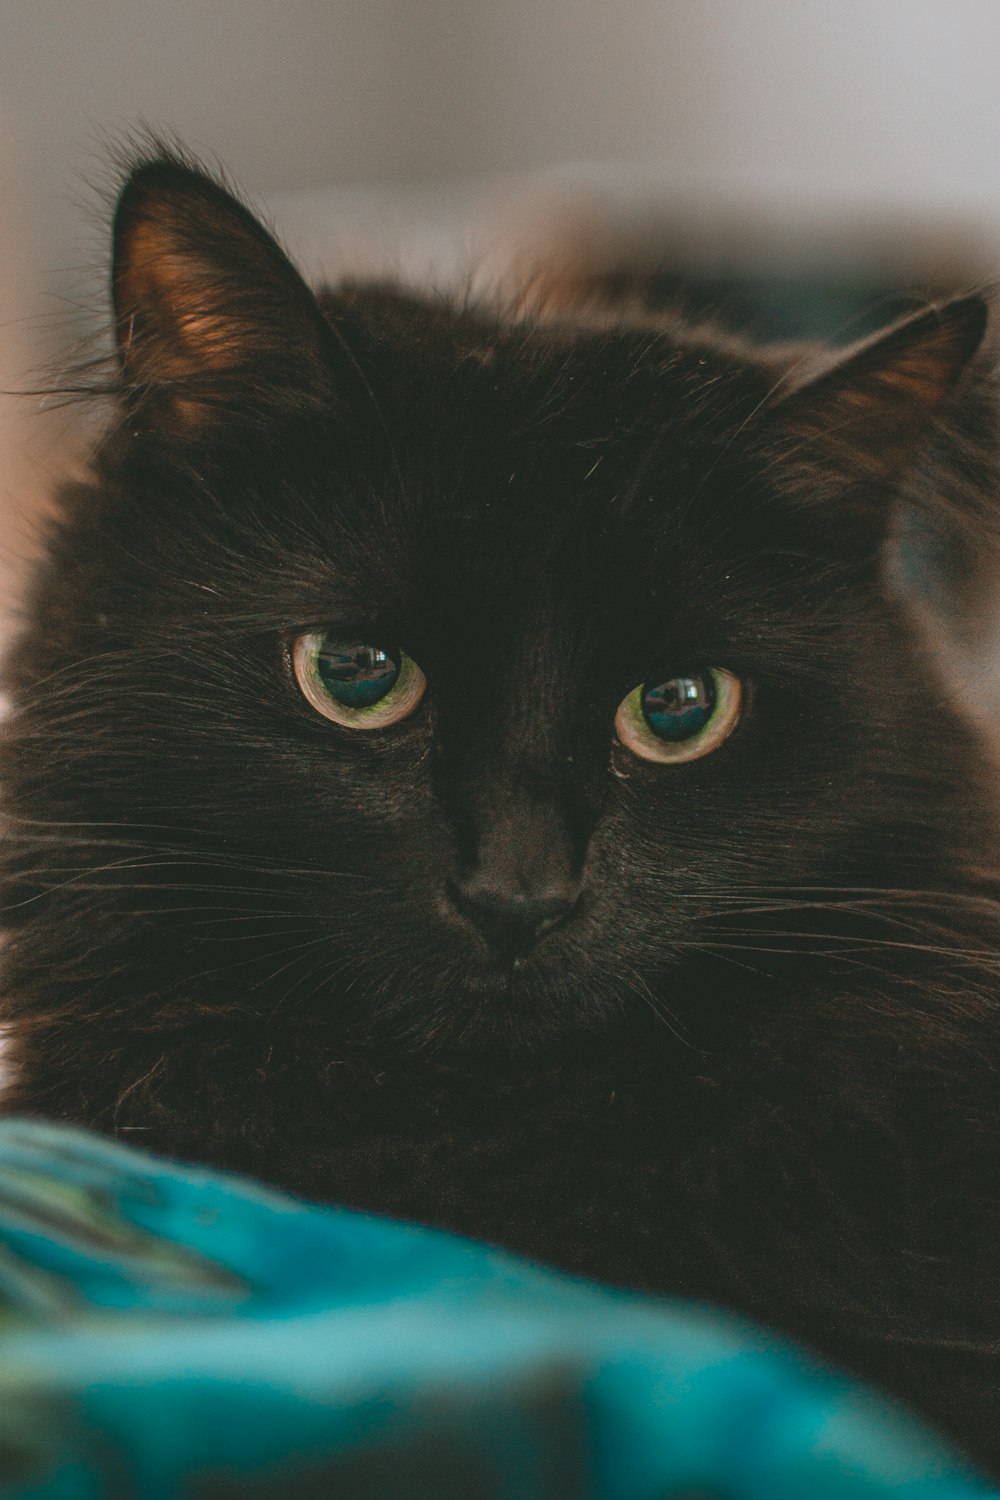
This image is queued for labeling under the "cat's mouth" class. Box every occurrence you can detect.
[360,931,630,1061]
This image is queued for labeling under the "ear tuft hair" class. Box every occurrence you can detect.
[112,153,330,427]
[773,296,988,479]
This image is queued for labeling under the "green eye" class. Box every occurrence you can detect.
[615,668,741,763]
[292,632,426,729]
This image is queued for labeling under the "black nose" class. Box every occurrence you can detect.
[449,879,579,960]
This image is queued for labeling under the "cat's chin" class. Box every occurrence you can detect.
[357,958,629,1065]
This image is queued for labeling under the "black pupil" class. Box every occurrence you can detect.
[316,641,400,708]
[642,673,715,741]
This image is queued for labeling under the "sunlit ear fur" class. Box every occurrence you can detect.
[112,154,331,429]
[773,296,989,480]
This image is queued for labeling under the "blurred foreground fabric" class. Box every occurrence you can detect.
[0,1121,992,1499]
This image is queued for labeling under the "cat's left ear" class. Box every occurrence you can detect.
[112,155,332,426]
[772,295,989,477]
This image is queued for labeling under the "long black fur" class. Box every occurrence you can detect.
[3,148,1000,1473]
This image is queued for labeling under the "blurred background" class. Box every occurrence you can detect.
[0,0,997,317]
[1,0,1000,657]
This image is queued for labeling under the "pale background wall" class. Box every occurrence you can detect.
[1,0,1000,308]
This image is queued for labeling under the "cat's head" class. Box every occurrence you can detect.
[2,153,996,1060]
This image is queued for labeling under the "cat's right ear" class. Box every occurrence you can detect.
[771,295,989,482]
[112,156,333,430]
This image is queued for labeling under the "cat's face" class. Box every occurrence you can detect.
[3,157,990,1058]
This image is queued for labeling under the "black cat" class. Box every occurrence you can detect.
[3,151,1000,1472]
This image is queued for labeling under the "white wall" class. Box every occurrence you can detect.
[1,0,1000,296]
[0,4,995,481]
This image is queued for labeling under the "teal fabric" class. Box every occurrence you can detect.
[0,1121,992,1499]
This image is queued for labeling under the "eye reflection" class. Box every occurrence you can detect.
[616,668,741,763]
[642,674,715,742]
[316,643,400,709]
[292,632,426,729]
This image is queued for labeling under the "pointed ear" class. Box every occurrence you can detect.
[773,296,988,478]
[112,157,330,427]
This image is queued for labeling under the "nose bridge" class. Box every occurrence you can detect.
[439,574,598,885]
[471,769,582,892]
[457,643,589,866]
[439,589,599,957]
[449,764,586,960]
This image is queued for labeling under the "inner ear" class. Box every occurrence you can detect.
[112,156,330,422]
[773,295,988,478]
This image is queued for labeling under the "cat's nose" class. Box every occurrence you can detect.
[448,878,579,961]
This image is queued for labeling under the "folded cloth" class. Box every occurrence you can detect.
[0,1119,991,1499]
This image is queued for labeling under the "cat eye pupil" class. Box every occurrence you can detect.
[642,674,715,741]
[293,631,426,729]
[616,666,739,764]
[316,642,400,708]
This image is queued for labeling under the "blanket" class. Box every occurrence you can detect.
[0,1119,991,1498]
